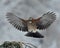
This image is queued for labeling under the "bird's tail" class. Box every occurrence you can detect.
[25,32,44,38]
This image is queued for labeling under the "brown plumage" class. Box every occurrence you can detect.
[6,12,56,38]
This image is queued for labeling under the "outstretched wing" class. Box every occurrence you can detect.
[36,12,56,29]
[6,12,28,31]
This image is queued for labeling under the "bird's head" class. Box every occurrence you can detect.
[29,17,33,20]
[28,17,33,24]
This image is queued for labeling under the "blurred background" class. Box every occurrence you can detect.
[0,0,60,48]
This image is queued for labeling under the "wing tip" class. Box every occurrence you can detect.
[6,12,13,16]
[44,11,56,21]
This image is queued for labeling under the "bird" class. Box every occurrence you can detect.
[6,12,56,38]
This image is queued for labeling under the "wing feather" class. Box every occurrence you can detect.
[36,12,56,29]
[6,12,28,31]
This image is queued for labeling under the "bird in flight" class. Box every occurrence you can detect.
[6,12,56,38]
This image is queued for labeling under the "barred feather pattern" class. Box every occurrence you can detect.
[37,12,56,29]
[6,12,28,31]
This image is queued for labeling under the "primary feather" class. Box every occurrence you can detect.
[6,12,28,31]
[36,12,56,29]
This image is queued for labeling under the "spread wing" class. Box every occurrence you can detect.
[6,12,28,31]
[36,12,56,29]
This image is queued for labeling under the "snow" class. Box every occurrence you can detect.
[0,0,60,48]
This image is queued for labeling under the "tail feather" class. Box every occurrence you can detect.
[25,32,44,38]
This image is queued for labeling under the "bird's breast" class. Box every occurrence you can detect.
[27,23,37,33]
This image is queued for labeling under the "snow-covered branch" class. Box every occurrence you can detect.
[0,41,37,48]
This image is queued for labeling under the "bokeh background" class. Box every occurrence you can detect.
[0,0,60,48]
